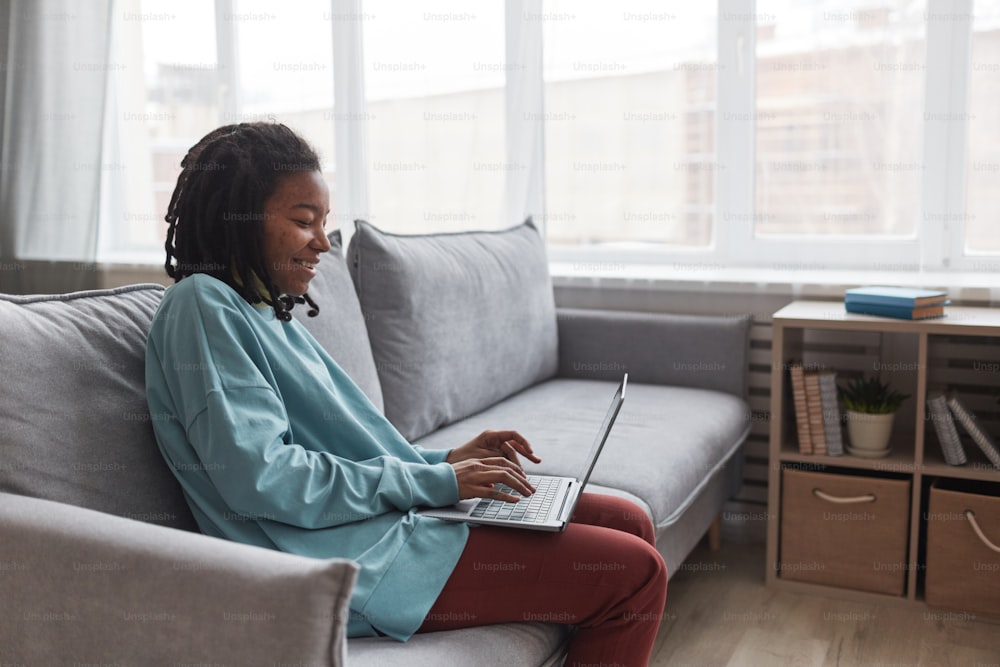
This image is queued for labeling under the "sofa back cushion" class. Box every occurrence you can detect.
[293,229,384,412]
[348,219,558,441]
[0,285,198,530]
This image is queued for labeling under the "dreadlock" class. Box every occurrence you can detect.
[164,122,322,322]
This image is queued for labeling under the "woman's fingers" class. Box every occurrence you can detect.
[488,430,541,464]
[452,457,535,501]
[500,440,522,469]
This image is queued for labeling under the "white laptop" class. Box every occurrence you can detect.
[418,374,627,532]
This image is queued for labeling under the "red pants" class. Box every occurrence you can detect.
[420,494,668,666]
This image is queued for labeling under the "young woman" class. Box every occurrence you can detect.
[145,122,667,665]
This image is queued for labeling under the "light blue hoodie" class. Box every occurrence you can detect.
[145,273,469,640]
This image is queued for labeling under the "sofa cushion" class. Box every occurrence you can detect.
[0,285,197,531]
[349,622,570,667]
[293,229,383,411]
[348,219,558,441]
[557,308,751,398]
[414,378,750,529]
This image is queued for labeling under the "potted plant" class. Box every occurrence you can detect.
[839,376,909,457]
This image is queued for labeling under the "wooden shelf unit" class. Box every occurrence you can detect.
[766,300,1000,606]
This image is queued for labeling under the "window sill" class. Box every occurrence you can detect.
[93,260,1000,307]
[549,262,1000,306]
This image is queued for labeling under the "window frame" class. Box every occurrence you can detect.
[545,0,986,273]
[99,0,993,273]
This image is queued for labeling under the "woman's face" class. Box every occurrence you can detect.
[261,170,331,297]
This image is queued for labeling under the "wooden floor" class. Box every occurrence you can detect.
[650,535,1000,666]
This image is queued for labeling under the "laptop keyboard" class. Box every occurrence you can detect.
[469,475,561,523]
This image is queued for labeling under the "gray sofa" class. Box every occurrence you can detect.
[0,220,750,666]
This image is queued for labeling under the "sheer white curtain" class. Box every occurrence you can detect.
[0,0,113,293]
[506,0,546,231]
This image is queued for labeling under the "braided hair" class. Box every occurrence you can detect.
[164,122,322,322]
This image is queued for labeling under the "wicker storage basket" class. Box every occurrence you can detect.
[780,468,911,595]
[925,481,1000,617]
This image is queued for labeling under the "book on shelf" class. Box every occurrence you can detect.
[844,300,947,320]
[844,286,949,308]
[788,363,844,456]
[818,370,844,456]
[926,390,967,466]
[945,392,1000,470]
[789,363,813,454]
[803,371,827,455]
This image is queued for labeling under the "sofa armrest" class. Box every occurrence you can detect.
[556,307,751,397]
[0,491,358,666]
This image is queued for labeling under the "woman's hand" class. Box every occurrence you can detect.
[446,430,542,502]
[450,457,535,503]
[446,429,542,469]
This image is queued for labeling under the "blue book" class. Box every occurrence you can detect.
[845,286,948,308]
[845,300,947,320]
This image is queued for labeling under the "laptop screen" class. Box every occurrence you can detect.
[577,374,627,489]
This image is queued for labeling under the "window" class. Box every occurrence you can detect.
[754,1,926,240]
[102,0,221,261]
[362,0,507,232]
[100,0,334,262]
[231,0,336,192]
[726,0,1000,273]
[95,0,1000,274]
[965,0,1000,257]
[542,0,718,248]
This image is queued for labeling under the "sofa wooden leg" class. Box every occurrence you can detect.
[708,514,722,551]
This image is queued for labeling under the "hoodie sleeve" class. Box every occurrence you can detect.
[183,385,460,528]
[146,277,460,530]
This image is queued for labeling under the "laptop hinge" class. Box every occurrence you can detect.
[556,481,581,525]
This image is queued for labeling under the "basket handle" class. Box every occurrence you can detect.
[965,510,1000,554]
[812,488,877,504]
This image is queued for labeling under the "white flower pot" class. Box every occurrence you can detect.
[845,410,896,457]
